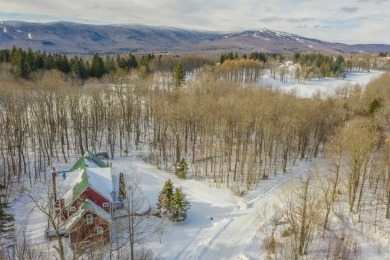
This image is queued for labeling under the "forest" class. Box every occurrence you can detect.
[0,47,390,259]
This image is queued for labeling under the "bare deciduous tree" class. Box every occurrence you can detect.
[118,174,160,260]
[284,174,321,257]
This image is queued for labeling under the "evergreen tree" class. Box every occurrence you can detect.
[228,51,234,60]
[104,55,116,73]
[173,64,185,88]
[138,54,153,78]
[119,172,126,200]
[220,53,226,64]
[53,54,70,73]
[170,187,190,222]
[128,53,138,68]
[70,56,87,80]
[45,53,55,70]
[9,46,21,67]
[90,53,105,78]
[24,48,36,76]
[34,51,44,70]
[157,179,174,216]
[16,51,28,78]
[0,49,10,63]
[175,158,188,179]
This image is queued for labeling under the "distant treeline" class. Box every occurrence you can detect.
[0,47,215,80]
[293,52,347,78]
[220,51,282,64]
[1,46,388,82]
[0,46,139,79]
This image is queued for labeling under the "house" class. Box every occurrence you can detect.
[66,199,111,246]
[51,151,118,246]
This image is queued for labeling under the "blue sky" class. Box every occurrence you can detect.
[0,0,389,44]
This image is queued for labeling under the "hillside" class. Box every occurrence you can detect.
[1,21,390,54]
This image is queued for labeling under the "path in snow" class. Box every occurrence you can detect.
[199,160,315,259]
[151,159,316,260]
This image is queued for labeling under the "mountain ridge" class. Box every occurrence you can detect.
[0,21,389,54]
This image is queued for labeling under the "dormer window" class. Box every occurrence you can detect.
[69,206,76,212]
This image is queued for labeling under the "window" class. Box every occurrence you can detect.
[69,206,76,212]
[95,226,104,234]
[86,214,93,224]
[102,202,109,208]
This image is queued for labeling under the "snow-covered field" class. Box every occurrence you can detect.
[6,71,388,259]
[256,70,384,98]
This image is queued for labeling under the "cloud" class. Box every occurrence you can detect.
[357,0,388,3]
[258,16,284,23]
[259,17,315,23]
[313,24,332,29]
[287,18,315,23]
[339,7,360,13]
[0,0,389,44]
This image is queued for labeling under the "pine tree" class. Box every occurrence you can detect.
[70,56,87,80]
[173,63,185,88]
[119,172,126,200]
[170,187,190,222]
[175,158,188,179]
[157,179,174,216]
[90,53,105,78]
[104,55,116,73]
[128,53,138,68]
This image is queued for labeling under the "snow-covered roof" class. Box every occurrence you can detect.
[59,167,114,208]
[86,167,114,202]
[56,151,114,208]
[66,199,111,232]
[70,151,108,171]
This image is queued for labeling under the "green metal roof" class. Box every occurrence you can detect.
[70,151,107,172]
[71,170,89,203]
[65,151,110,205]
[83,151,107,168]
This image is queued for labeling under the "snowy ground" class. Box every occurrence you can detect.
[6,71,387,259]
[8,149,390,259]
[255,70,384,98]
[3,153,337,259]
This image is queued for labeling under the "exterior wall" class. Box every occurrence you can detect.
[66,188,111,218]
[82,188,111,213]
[69,211,110,245]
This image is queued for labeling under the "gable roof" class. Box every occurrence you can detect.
[66,199,112,232]
[57,151,114,208]
[60,167,114,208]
[70,151,107,171]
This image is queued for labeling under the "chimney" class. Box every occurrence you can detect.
[52,167,57,204]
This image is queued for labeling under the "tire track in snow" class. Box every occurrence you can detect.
[200,160,316,259]
[174,218,234,260]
